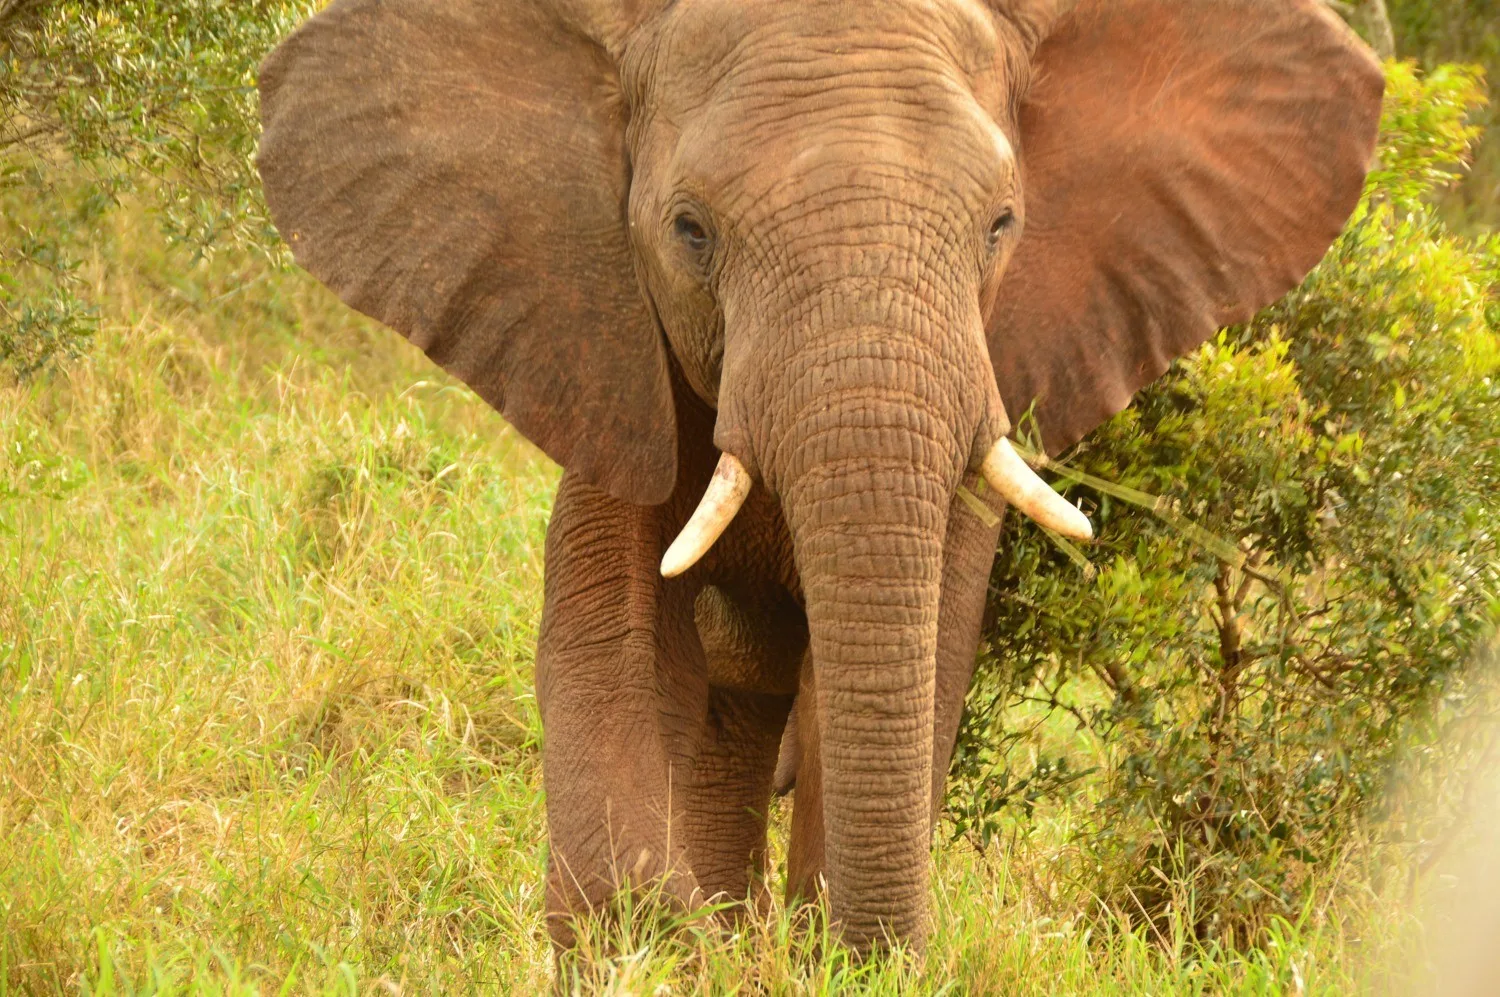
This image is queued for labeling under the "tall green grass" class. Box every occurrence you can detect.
[0,210,1448,994]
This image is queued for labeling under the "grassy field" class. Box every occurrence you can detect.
[0,212,1473,994]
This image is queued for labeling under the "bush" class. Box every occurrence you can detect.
[1387,0,1500,228]
[953,62,1499,943]
[0,0,314,374]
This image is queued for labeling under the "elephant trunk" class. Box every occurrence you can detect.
[766,325,972,951]
[790,462,946,949]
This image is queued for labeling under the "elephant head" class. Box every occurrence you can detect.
[257,0,1381,951]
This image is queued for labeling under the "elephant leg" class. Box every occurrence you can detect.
[536,472,702,950]
[681,584,802,907]
[785,653,826,906]
[783,482,1002,903]
[683,686,794,908]
[929,484,1005,818]
[773,700,800,796]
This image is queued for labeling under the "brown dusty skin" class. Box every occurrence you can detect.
[256,0,1382,956]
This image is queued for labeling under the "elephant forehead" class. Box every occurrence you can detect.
[668,81,1017,228]
[635,10,1018,210]
[643,0,1014,111]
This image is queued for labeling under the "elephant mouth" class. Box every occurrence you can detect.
[659,437,1091,578]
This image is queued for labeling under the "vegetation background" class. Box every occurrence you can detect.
[1,1,1496,993]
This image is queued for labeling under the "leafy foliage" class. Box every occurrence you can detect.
[1371,61,1488,206]
[954,63,1499,942]
[1386,0,1500,228]
[0,0,314,373]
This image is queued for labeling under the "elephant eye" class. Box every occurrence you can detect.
[674,213,713,256]
[987,208,1016,247]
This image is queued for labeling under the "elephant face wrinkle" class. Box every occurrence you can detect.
[616,5,1036,951]
[623,0,1029,464]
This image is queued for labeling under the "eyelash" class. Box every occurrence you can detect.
[675,213,711,253]
[988,207,1016,246]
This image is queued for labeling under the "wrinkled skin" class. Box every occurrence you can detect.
[256,0,1382,955]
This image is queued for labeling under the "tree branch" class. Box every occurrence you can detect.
[0,119,60,151]
[1324,0,1395,59]
[1360,0,1396,59]
[0,0,45,33]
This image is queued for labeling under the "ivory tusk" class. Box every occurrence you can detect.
[980,438,1093,541]
[660,453,752,578]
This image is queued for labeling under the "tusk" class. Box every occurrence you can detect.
[981,438,1093,541]
[661,453,752,578]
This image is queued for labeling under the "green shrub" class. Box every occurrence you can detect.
[0,0,315,374]
[955,62,1499,943]
[1387,0,1499,229]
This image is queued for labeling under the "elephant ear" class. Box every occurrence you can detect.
[258,0,676,504]
[988,0,1383,454]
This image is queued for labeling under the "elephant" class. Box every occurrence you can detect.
[255,0,1382,956]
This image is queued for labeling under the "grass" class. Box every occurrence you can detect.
[0,211,1457,994]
